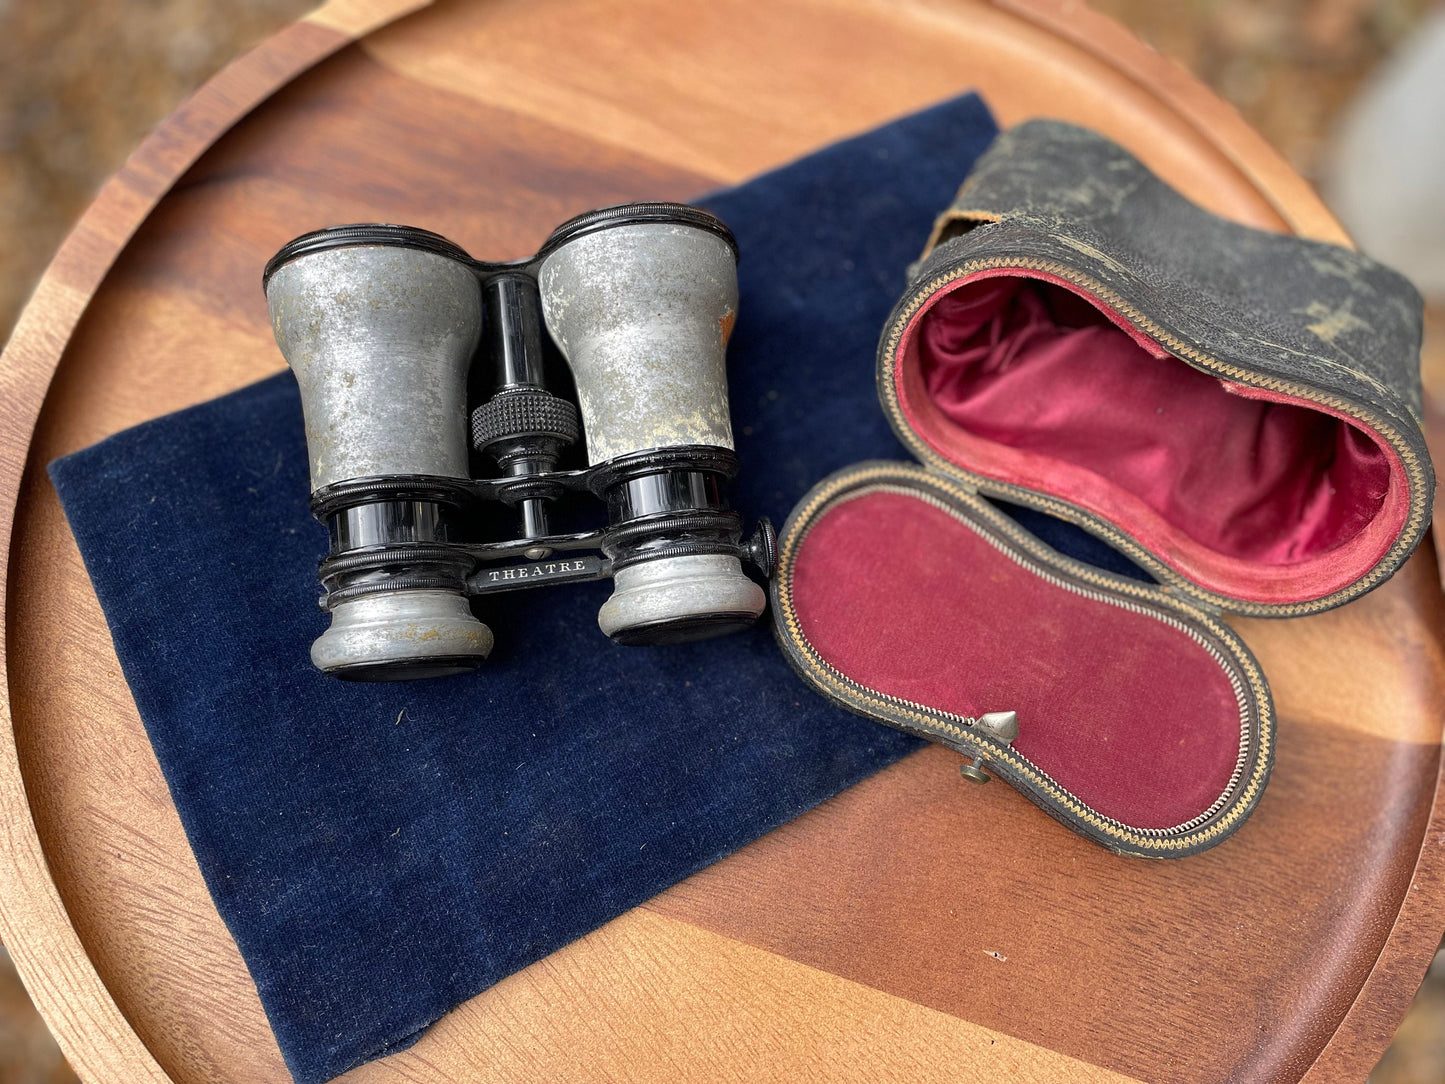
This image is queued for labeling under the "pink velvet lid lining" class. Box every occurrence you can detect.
[891,269,1408,605]
[791,491,1244,829]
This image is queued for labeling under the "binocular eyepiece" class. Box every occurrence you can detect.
[265,203,774,681]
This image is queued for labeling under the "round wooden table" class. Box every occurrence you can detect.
[3,1,1443,1081]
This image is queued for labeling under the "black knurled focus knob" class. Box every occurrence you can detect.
[470,388,581,452]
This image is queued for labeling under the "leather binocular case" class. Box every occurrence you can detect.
[264,203,774,682]
[772,120,1433,857]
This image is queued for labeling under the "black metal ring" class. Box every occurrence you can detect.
[601,509,741,550]
[263,224,473,291]
[264,204,738,296]
[322,571,472,609]
[309,475,478,520]
[489,476,568,508]
[318,542,477,609]
[585,446,740,497]
[534,202,738,262]
[602,509,745,572]
[609,542,743,571]
[318,542,475,582]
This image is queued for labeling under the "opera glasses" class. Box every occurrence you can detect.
[264,204,775,681]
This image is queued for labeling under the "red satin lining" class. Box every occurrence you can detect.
[894,270,1408,604]
[792,492,1243,829]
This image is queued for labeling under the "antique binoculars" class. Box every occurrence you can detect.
[264,203,773,681]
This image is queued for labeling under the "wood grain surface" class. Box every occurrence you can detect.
[1,1,1442,1082]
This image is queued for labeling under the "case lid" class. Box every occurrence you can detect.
[878,121,1433,616]
[771,461,1273,857]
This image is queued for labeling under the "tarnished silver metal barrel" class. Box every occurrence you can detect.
[266,232,494,678]
[268,242,479,489]
[538,223,738,464]
[538,217,766,642]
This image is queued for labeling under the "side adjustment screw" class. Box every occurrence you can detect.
[745,517,778,578]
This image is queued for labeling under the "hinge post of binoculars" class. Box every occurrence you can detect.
[471,273,581,560]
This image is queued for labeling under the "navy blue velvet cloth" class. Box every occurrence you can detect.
[50,95,1130,1084]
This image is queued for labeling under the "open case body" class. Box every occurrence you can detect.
[772,120,1432,857]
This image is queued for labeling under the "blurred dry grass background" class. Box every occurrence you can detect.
[2,0,1444,1081]
[0,0,315,343]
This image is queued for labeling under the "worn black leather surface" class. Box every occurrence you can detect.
[896,119,1433,611]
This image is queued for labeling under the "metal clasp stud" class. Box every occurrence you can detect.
[959,710,1019,784]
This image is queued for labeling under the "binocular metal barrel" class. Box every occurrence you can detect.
[538,220,765,643]
[265,205,769,680]
[537,224,737,463]
[267,233,496,679]
[268,241,479,490]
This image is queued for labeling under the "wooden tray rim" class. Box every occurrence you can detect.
[0,1,1437,1080]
